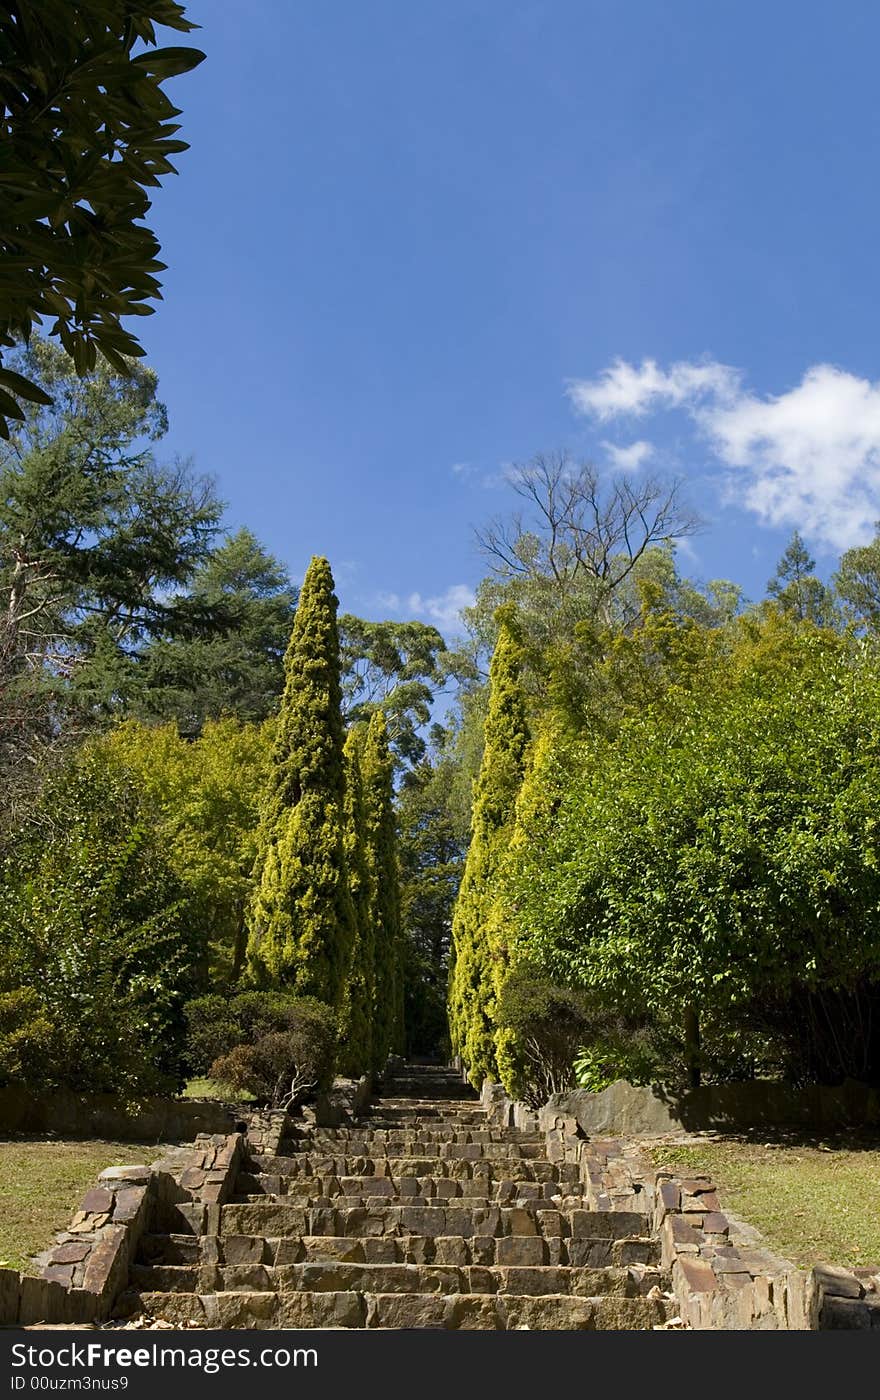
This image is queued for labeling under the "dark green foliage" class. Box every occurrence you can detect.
[338,726,374,1075]
[448,617,530,1085]
[0,747,201,1094]
[247,557,355,1005]
[362,709,404,1069]
[184,994,242,1076]
[397,756,466,1058]
[767,531,837,626]
[495,967,603,1108]
[135,529,298,732]
[0,988,58,1087]
[0,1,204,430]
[835,529,880,631]
[512,625,880,1086]
[209,996,338,1106]
[185,989,300,1073]
[0,338,221,789]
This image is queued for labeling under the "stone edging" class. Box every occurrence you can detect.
[0,1130,246,1327]
[1,1073,376,1329]
[809,1263,880,1329]
[481,1080,816,1329]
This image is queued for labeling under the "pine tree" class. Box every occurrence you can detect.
[448,616,530,1086]
[137,528,298,732]
[362,709,404,1069]
[338,725,374,1074]
[767,531,836,625]
[246,556,354,1004]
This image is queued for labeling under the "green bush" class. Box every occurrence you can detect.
[184,990,337,1080]
[0,989,58,1086]
[495,966,603,1107]
[209,997,338,1107]
[0,749,202,1095]
[185,988,339,1105]
[573,1040,658,1093]
[184,995,242,1076]
[510,628,880,1086]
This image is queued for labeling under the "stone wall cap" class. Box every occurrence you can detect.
[98,1164,152,1183]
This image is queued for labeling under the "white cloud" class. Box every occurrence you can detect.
[570,355,880,550]
[451,460,514,490]
[567,357,739,421]
[602,438,655,471]
[706,365,880,549]
[674,535,700,565]
[374,590,401,611]
[407,583,475,633]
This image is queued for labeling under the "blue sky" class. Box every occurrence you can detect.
[144,1,880,632]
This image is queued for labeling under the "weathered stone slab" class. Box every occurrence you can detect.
[814,1264,864,1299]
[676,1256,719,1293]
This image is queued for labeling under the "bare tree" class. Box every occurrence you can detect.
[475,450,702,620]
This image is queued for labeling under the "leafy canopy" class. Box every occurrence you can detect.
[0,1,204,431]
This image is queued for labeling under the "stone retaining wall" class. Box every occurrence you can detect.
[0,1084,237,1141]
[809,1264,880,1328]
[481,1079,822,1329]
[540,1077,880,1137]
[0,1130,247,1327]
[0,1075,376,1328]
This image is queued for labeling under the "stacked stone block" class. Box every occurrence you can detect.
[118,1065,670,1329]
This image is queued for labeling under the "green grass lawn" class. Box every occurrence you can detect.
[649,1136,880,1270]
[0,1138,164,1274]
[181,1077,254,1102]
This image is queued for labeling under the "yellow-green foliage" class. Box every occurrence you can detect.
[362,709,404,1069]
[247,557,354,1006]
[448,619,529,1087]
[493,715,572,1093]
[100,717,271,982]
[339,726,374,1074]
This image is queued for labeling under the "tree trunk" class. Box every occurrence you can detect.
[231,896,247,981]
[684,1005,701,1089]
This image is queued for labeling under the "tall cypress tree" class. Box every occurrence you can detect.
[493,714,568,1092]
[339,724,374,1073]
[362,708,404,1069]
[246,556,354,1004]
[448,616,530,1086]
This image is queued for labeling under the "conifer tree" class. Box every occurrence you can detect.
[767,531,836,625]
[448,616,530,1086]
[362,709,404,1069]
[493,715,569,1092]
[338,725,374,1073]
[246,556,354,1004]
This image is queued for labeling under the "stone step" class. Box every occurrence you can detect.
[213,1232,659,1269]
[382,1082,475,1096]
[366,1108,488,1121]
[138,1233,202,1266]
[219,1201,647,1240]
[288,1125,534,1136]
[285,1128,542,1146]
[129,1258,663,1299]
[122,1066,669,1332]
[275,1138,546,1159]
[116,1289,667,1330]
[231,1178,588,1206]
[243,1155,579,1182]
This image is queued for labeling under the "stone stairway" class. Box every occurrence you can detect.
[118,1065,670,1329]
